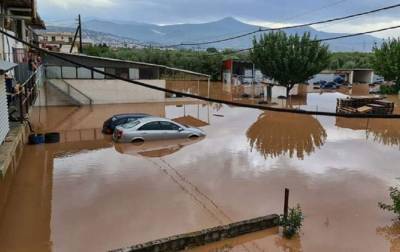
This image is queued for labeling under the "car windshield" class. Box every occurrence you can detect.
[121,120,140,129]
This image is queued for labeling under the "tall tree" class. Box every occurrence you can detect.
[372,38,400,88]
[250,32,330,97]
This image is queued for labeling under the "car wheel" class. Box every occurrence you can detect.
[188,135,199,139]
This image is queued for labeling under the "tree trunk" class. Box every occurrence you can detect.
[286,84,295,98]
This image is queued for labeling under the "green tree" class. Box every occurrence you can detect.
[206,47,218,53]
[373,38,400,89]
[250,32,330,97]
[379,179,400,219]
[328,52,373,70]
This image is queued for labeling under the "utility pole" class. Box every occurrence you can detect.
[78,14,83,53]
[71,15,83,54]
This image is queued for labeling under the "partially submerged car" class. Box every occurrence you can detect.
[113,117,206,143]
[114,137,204,158]
[102,113,151,134]
[321,81,339,89]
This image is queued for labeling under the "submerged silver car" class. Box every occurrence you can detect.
[113,117,206,143]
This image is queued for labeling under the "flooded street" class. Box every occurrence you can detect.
[1,84,400,251]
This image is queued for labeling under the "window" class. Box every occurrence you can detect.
[121,120,140,129]
[51,36,56,42]
[159,121,180,131]
[115,68,129,79]
[105,68,116,79]
[69,37,73,43]
[139,122,162,131]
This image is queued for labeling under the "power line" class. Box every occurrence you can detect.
[280,0,348,22]
[168,3,400,47]
[1,28,400,119]
[209,24,400,56]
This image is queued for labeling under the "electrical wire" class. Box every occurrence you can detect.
[167,3,400,47]
[1,28,400,119]
[280,0,348,22]
[210,24,400,56]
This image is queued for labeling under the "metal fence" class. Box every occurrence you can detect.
[9,65,44,123]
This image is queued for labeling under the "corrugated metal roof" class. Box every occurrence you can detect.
[52,52,211,78]
[0,60,18,73]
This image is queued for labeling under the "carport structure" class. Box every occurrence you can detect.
[336,69,374,84]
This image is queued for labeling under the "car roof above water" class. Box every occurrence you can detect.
[113,113,151,119]
[137,117,175,123]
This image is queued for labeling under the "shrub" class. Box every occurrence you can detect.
[380,84,400,95]
[379,183,400,218]
[280,204,304,239]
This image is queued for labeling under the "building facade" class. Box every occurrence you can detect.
[0,0,45,144]
[37,31,80,54]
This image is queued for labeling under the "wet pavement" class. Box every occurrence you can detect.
[1,85,400,251]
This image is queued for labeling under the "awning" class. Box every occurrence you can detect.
[0,60,18,74]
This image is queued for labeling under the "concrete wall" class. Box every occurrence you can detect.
[63,79,166,104]
[0,75,9,144]
[351,84,370,96]
[271,85,299,98]
[111,214,279,252]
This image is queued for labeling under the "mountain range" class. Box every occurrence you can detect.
[49,17,382,52]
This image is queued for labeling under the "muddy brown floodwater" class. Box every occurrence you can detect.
[1,86,400,252]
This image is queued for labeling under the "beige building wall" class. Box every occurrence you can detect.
[62,79,166,104]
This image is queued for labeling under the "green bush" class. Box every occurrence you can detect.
[280,205,304,239]
[379,182,400,218]
[380,85,400,95]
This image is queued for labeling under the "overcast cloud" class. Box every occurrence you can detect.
[38,0,400,38]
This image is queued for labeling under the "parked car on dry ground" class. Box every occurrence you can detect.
[102,113,151,134]
[113,117,206,143]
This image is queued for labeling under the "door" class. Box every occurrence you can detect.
[158,121,183,139]
[137,121,164,141]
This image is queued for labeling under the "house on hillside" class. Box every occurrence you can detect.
[37,31,81,53]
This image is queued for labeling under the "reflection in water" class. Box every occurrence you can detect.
[247,112,327,159]
[114,137,205,158]
[336,117,400,148]
[275,234,303,252]
[377,222,400,252]
[188,228,279,252]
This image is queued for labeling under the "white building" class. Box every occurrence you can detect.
[37,31,80,54]
[336,69,375,84]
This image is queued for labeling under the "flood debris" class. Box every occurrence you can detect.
[337,97,395,115]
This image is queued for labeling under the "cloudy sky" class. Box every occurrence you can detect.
[38,0,400,38]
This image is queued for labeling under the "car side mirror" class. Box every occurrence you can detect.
[178,128,184,132]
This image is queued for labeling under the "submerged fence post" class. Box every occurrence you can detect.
[284,188,289,221]
[208,78,211,98]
